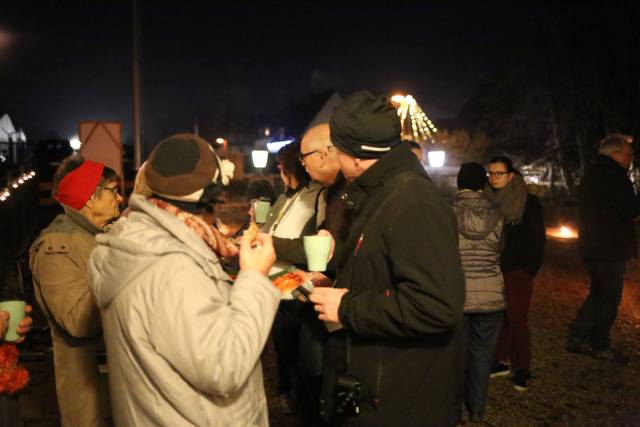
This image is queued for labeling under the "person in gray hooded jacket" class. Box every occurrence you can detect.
[453,162,505,424]
[87,134,279,427]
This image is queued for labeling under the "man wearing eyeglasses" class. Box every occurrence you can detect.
[269,124,348,426]
[567,133,640,363]
[273,123,348,265]
[298,124,342,189]
[30,155,123,427]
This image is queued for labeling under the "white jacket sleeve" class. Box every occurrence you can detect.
[150,266,280,397]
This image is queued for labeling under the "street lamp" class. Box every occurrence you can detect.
[251,150,269,170]
[70,136,82,151]
[215,137,228,152]
[427,150,445,168]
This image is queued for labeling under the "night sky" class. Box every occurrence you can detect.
[0,1,605,148]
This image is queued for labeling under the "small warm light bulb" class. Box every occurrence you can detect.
[391,94,405,104]
[12,183,18,188]
[18,179,24,184]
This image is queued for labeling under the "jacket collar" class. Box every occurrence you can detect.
[341,144,428,212]
[455,189,484,200]
[64,207,103,236]
[594,154,627,172]
[128,195,224,279]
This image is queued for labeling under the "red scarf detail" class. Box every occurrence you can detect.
[148,198,237,258]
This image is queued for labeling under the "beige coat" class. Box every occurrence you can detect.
[29,210,111,427]
[87,195,280,426]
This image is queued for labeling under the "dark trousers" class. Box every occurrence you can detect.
[494,270,533,372]
[273,300,327,426]
[295,308,327,427]
[273,300,305,393]
[463,312,503,414]
[0,395,23,427]
[571,259,626,351]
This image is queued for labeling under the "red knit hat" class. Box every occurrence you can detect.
[54,160,105,210]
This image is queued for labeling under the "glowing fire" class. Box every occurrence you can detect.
[546,225,578,239]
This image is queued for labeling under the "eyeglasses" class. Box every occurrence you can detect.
[98,185,119,197]
[297,150,319,162]
[487,171,509,178]
[297,145,335,162]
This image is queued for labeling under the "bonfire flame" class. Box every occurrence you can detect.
[547,225,578,239]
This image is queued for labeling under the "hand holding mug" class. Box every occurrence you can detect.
[304,232,333,272]
[316,229,335,261]
[0,310,8,339]
[16,305,33,343]
[0,303,32,343]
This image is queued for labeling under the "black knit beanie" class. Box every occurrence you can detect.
[457,162,487,191]
[329,91,402,159]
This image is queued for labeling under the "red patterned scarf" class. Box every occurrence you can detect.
[148,198,237,258]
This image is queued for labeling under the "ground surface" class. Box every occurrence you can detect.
[12,236,640,427]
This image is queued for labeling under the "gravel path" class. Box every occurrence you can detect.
[483,237,640,426]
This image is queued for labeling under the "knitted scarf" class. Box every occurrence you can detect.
[148,198,237,257]
[484,173,528,224]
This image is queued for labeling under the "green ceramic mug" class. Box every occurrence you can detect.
[0,300,26,342]
[303,235,332,272]
[254,200,271,224]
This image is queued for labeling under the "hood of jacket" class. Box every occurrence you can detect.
[454,190,502,241]
[88,195,228,308]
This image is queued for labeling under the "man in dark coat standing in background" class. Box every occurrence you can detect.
[309,91,465,427]
[567,133,639,361]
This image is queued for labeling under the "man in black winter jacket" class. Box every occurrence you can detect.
[309,91,465,427]
[568,134,639,361]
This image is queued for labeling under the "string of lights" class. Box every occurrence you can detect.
[390,94,438,143]
[0,170,36,203]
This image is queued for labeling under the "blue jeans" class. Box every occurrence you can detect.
[572,259,626,350]
[463,312,504,414]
